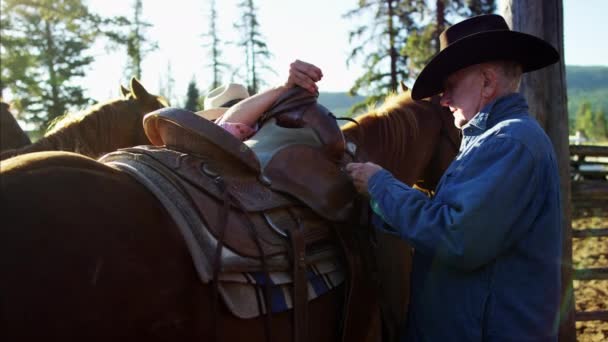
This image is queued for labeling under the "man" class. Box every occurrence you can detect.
[346,14,563,341]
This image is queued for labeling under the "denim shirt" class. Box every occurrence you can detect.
[368,93,563,341]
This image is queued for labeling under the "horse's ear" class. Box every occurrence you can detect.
[120,84,131,98]
[400,81,409,93]
[130,77,150,99]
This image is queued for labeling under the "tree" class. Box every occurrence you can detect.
[202,0,227,90]
[184,78,200,112]
[234,0,274,94]
[124,0,157,80]
[595,108,608,141]
[344,0,425,113]
[574,101,594,138]
[577,104,608,141]
[0,0,104,129]
[344,0,495,114]
[0,9,36,100]
[158,61,176,106]
[501,1,574,340]
[404,0,496,78]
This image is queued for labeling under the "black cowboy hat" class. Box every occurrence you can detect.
[411,14,559,100]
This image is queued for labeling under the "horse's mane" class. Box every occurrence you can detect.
[0,78,168,161]
[342,90,423,160]
[47,98,137,134]
[40,98,144,156]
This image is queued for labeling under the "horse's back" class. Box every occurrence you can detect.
[0,151,361,341]
[0,151,197,339]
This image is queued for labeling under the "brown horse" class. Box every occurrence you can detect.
[341,92,461,341]
[0,101,31,152]
[0,90,460,341]
[0,78,168,161]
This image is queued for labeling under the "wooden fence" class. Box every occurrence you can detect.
[569,144,608,323]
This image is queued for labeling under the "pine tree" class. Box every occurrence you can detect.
[344,0,496,114]
[404,0,496,78]
[184,78,201,112]
[202,0,227,90]
[124,0,157,80]
[235,0,274,94]
[0,0,105,129]
[344,0,424,113]
[592,108,607,141]
[575,101,594,139]
[158,61,176,106]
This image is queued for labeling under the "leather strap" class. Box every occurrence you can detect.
[210,178,231,342]
[333,221,379,342]
[287,209,308,342]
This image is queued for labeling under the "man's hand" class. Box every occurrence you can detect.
[285,59,323,94]
[346,162,383,195]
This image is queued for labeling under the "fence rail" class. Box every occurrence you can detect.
[575,311,608,322]
[570,144,608,329]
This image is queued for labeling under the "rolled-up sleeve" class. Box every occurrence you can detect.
[368,136,541,270]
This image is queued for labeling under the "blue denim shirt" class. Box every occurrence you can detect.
[368,93,562,341]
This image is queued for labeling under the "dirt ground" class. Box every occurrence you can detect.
[572,207,608,341]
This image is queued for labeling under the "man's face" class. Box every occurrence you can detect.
[439,64,483,128]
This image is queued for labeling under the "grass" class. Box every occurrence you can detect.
[572,207,608,341]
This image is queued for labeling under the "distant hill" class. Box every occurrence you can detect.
[319,66,608,120]
[318,91,365,116]
[566,65,608,117]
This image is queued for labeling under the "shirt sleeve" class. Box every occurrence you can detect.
[368,136,541,270]
[217,121,257,141]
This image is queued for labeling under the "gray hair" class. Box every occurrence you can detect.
[492,60,524,92]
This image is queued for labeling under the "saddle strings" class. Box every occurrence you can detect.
[334,115,365,163]
[213,178,274,342]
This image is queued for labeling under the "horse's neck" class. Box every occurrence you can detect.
[344,109,442,186]
[344,117,413,185]
[29,99,141,158]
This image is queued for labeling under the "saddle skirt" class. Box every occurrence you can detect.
[100,146,345,318]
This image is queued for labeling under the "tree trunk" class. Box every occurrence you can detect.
[500,1,575,341]
[387,0,398,92]
[435,0,445,52]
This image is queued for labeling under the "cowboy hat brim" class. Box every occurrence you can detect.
[411,30,559,100]
[195,107,228,121]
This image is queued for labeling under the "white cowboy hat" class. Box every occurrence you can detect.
[196,83,250,121]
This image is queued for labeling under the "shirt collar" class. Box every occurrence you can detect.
[461,93,528,135]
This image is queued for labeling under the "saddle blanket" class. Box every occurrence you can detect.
[219,258,344,319]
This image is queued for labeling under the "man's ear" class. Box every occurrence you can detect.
[480,66,498,98]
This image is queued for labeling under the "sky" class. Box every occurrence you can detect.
[77,0,608,105]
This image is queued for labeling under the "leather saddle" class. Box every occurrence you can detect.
[143,87,356,223]
[117,87,373,342]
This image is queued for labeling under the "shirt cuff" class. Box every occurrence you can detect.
[368,169,393,196]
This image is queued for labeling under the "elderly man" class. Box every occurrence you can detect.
[346,14,562,341]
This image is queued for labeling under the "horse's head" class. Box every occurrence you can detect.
[122,77,170,111]
[118,77,169,147]
[1,100,31,152]
[341,90,460,192]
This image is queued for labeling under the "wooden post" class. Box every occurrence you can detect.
[500,1,575,341]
